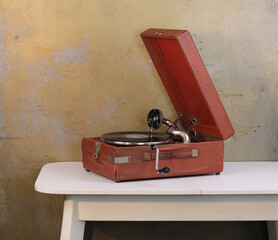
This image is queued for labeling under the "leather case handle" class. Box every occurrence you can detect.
[143,148,198,161]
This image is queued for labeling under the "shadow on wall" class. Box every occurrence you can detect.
[84,221,268,240]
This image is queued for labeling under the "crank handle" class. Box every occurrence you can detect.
[153,146,170,174]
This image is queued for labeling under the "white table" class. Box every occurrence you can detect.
[35,161,278,240]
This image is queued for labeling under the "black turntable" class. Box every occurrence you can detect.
[100,109,190,146]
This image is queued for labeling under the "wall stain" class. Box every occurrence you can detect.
[28,60,61,85]
[268,0,278,14]
[217,90,243,98]
[234,125,260,135]
[0,20,11,82]
[0,136,22,140]
[0,98,5,145]
[14,25,32,43]
[219,93,243,98]
[259,91,268,100]
[86,97,119,123]
[31,152,57,162]
[0,178,7,224]
[51,33,89,66]
[0,20,8,149]
[22,35,91,148]
[23,67,80,147]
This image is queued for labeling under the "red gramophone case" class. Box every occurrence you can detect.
[82,28,234,182]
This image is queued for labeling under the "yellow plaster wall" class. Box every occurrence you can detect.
[0,0,277,239]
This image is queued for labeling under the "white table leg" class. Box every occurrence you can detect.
[267,221,278,240]
[60,195,85,240]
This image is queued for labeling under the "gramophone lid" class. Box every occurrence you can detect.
[141,29,234,140]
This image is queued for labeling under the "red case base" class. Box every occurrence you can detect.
[82,138,224,182]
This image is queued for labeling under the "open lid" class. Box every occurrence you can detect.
[141,28,234,140]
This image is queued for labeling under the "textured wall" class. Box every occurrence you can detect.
[0,0,277,239]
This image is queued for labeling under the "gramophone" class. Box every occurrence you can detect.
[82,28,234,182]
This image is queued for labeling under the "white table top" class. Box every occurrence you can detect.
[35,161,278,195]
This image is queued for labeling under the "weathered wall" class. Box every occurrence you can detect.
[0,0,277,239]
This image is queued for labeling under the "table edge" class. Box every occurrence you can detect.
[34,161,278,196]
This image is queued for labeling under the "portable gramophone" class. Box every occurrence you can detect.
[82,28,234,182]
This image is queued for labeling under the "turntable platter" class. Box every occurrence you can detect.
[101,131,171,146]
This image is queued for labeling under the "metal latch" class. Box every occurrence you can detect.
[192,149,199,157]
[109,156,130,164]
[93,142,101,159]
